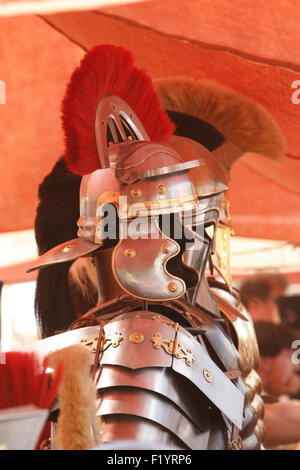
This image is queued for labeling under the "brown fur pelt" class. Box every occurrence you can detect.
[154,77,286,169]
[48,344,97,450]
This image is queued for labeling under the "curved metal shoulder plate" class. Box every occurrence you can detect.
[18,326,100,364]
[100,313,244,429]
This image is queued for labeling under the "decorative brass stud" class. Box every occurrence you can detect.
[80,337,98,353]
[124,248,136,258]
[203,369,212,383]
[157,184,167,195]
[168,282,178,293]
[161,243,172,254]
[130,188,142,199]
[129,332,144,344]
[151,332,194,366]
[102,331,123,351]
[62,245,74,253]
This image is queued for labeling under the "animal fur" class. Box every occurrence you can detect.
[34,158,98,338]
[48,344,97,450]
[154,77,286,170]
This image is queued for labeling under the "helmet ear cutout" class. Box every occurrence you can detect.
[158,212,200,290]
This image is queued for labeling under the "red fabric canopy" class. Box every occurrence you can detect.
[1,1,300,242]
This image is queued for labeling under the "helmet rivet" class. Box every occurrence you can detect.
[157,184,167,195]
[130,188,142,199]
[124,248,136,258]
[203,369,212,383]
[168,282,178,293]
[62,245,74,253]
[161,243,172,254]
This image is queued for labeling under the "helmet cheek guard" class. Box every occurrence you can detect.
[112,219,186,301]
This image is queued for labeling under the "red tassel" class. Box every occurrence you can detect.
[62,44,175,175]
[0,351,62,410]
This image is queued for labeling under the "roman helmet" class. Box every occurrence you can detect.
[30,45,285,338]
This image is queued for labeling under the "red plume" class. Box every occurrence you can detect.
[62,45,175,175]
[0,351,63,410]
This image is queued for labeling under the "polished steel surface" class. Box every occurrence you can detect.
[97,365,208,431]
[97,388,210,450]
[100,316,176,369]
[99,417,182,448]
[213,284,264,447]
[95,94,150,168]
[78,167,120,243]
[27,238,99,272]
[112,219,186,301]
[18,326,100,363]
[172,328,244,429]
[99,312,244,429]
[167,136,228,197]
[142,159,203,179]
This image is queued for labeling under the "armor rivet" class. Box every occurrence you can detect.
[124,248,136,258]
[161,243,172,254]
[129,331,145,344]
[157,184,167,195]
[129,332,144,344]
[130,188,142,198]
[168,282,178,293]
[203,369,212,383]
[62,245,74,253]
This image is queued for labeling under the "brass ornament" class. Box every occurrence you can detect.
[156,183,167,195]
[124,248,136,258]
[130,188,142,199]
[80,337,99,353]
[151,332,194,366]
[102,331,123,351]
[174,342,195,366]
[62,244,74,253]
[151,332,174,355]
[203,368,213,383]
[151,315,181,331]
[129,332,144,344]
[161,243,172,254]
[168,282,178,293]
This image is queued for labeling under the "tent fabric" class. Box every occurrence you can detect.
[0,16,78,232]
[0,2,300,242]
[0,0,137,16]
[229,163,300,243]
